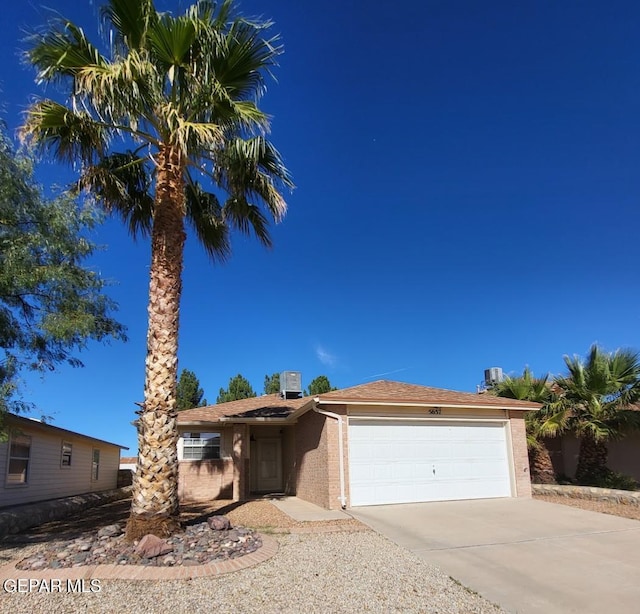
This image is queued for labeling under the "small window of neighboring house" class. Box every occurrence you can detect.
[61,441,72,467]
[7,433,31,485]
[92,449,100,480]
[182,432,221,460]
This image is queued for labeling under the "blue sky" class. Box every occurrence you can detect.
[1,0,639,452]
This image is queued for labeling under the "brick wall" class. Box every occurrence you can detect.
[294,409,329,508]
[178,459,234,502]
[508,412,532,497]
[325,405,348,510]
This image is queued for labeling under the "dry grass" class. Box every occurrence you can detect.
[181,499,364,532]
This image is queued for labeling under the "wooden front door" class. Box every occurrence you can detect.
[256,438,283,492]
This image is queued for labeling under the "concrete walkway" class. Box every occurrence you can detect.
[270,497,349,521]
[350,498,640,614]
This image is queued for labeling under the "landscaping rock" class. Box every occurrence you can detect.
[98,523,123,538]
[134,534,174,559]
[14,517,262,570]
[207,515,231,531]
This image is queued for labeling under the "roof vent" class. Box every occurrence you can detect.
[484,367,504,387]
[280,371,302,399]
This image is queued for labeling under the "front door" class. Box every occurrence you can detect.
[256,438,283,492]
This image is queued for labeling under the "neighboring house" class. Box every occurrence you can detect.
[1,413,128,507]
[117,455,137,487]
[176,379,540,510]
[119,456,137,472]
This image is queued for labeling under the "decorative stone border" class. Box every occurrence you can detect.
[0,487,132,540]
[0,534,278,582]
[533,484,640,506]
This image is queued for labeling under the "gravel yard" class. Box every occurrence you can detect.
[0,531,501,614]
[0,499,501,613]
[5,494,638,613]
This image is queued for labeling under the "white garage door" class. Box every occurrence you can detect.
[349,420,512,506]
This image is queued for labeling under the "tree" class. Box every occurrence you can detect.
[217,374,256,403]
[490,368,561,484]
[264,372,280,394]
[0,125,125,429]
[24,0,292,539]
[554,345,640,485]
[176,369,206,410]
[307,375,336,396]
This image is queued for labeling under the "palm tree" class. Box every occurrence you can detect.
[554,345,640,485]
[490,368,563,484]
[22,0,293,540]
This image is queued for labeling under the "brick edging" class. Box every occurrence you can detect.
[533,484,640,506]
[0,534,278,582]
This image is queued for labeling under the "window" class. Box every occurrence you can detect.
[92,449,100,480]
[61,441,72,467]
[182,432,220,460]
[7,433,31,485]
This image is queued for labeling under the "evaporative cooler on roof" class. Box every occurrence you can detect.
[484,367,504,387]
[280,371,302,398]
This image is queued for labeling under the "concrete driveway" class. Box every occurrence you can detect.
[350,498,640,614]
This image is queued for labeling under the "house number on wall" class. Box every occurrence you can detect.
[428,408,442,415]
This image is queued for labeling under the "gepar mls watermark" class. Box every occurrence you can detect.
[3,578,101,594]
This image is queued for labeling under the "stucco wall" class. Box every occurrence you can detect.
[554,432,640,482]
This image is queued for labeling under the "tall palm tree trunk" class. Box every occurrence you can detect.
[575,432,609,485]
[528,443,556,484]
[126,146,186,541]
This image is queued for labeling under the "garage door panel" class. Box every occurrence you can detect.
[349,420,512,506]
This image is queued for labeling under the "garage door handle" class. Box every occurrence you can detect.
[432,466,436,475]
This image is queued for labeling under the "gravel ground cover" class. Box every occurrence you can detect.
[7,494,639,613]
[0,531,502,614]
[534,493,640,521]
[0,498,501,613]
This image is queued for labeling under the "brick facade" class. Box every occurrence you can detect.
[325,405,348,510]
[508,411,532,497]
[178,459,234,501]
[176,383,535,508]
[294,409,330,508]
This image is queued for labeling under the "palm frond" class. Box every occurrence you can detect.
[215,136,292,224]
[184,181,230,261]
[22,100,107,165]
[208,20,281,100]
[556,344,640,442]
[23,0,293,264]
[222,195,271,245]
[101,0,157,53]
[161,104,224,153]
[74,51,160,126]
[79,152,154,237]
[148,14,197,73]
[27,19,106,85]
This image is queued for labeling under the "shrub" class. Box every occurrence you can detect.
[591,472,639,491]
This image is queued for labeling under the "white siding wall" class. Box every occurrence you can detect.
[1,421,121,507]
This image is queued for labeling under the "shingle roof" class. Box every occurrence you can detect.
[315,380,541,410]
[6,413,129,449]
[177,380,540,425]
[176,394,311,423]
